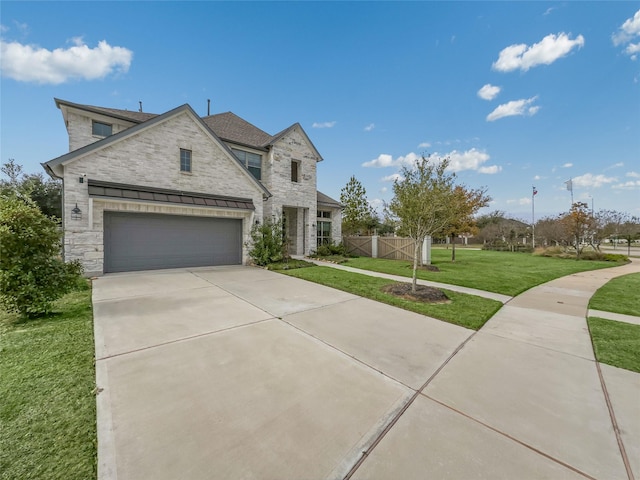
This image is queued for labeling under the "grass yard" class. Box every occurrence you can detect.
[282,266,502,330]
[0,281,97,480]
[589,272,640,317]
[588,317,640,373]
[343,249,625,296]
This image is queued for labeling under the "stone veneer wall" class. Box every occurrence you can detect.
[66,110,136,152]
[263,127,319,255]
[61,110,264,275]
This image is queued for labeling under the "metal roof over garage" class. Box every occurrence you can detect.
[88,179,255,210]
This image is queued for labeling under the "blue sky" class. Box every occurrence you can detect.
[1,1,639,220]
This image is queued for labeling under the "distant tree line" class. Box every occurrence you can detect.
[1,159,62,219]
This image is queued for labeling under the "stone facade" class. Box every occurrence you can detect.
[46,100,341,275]
[65,110,137,152]
[263,127,319,255]
[59,110,263,275]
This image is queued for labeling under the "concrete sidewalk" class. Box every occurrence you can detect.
[299,257,512,303]
[93,261,640,479]
[354,259,640,480]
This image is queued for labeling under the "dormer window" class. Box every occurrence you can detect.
[231,148,261,181]
[92,121,112,137]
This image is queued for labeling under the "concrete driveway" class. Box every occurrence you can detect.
[93,265,639,480]
[93,266,475,479]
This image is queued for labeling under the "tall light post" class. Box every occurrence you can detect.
[532,186,538,249]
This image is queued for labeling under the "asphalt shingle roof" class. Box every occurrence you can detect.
[202,112,274,149]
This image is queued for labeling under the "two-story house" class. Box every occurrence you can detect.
[43,98,341,276]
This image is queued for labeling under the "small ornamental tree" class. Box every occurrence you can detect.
[0,196,82,317]
[560,202,594,259]
[247,217,285,266]
[387,156,456,292]
[441,185,491,261]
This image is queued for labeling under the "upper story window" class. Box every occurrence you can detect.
[92,121,112,137]
[231,148,261,181]
[291,160,300,183]
[180,149,192,172]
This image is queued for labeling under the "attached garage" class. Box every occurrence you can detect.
[104,212,242,273]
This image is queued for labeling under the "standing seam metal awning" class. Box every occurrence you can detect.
[87,179,255,210]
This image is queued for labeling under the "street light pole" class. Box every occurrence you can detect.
[532,186,537,249]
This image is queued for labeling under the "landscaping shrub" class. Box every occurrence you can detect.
[535,246,628,262]
[246,217,285,266]
[482,240,533,253]
[602,253,628,262]
[266,259,315,271]
[312,241,348,257]
[0,196,82,317]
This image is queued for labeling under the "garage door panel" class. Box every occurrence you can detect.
[104,212,242,273]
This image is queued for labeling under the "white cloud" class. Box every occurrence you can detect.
[418,142,431,149]
[562,163,573,168]
[486,96,540,121]
[0,38,133,84]
[572,173,617,188]
[381,173,404,183]
[507,197,532,206]
[612,9,640,46]
[477,84,501,100]
[364,123,375,132]
[365,148,500,175]
[380,186,388,194]
[312,121,336,128]
[605,162,624,170]
[369,198,385,211]
[0,24,8,34]
[543,6,557,16]
[492,32,584,72]
[478,165,502,174]
[612,180,640,190]
[534,175,543,180]
[446,148,491,172]
[362,152,420,168]
[626,171,640,178]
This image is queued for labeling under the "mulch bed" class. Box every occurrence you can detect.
[382,283,450,304]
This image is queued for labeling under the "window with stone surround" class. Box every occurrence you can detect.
[180,149,192,172]
[92,121,112,137]
[291,160,300,182]
[231,148,261,180]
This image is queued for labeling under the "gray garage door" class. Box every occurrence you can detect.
[104,212,242,273]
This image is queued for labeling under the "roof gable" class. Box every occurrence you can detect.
[54,98,158,124]
[269,123,323,162]
[43,104,271,198]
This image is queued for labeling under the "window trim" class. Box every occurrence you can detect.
[92,121,113,137]
[180,148,192,173]
[231,148,262,181]
[317,219,332,246]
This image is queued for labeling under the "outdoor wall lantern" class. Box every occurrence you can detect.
[71,203,82,220]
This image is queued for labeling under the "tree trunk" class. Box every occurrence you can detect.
[451,235,456,262]
[412,239,420,293]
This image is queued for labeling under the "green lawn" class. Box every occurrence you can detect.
[0,281,97,480]
[588,317,640,373]
[282,266,502,330]
[343,249,624,296]
[589,272,640,317]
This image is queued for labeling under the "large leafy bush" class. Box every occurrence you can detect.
[246,217,285,266]
[0,196,82,317]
